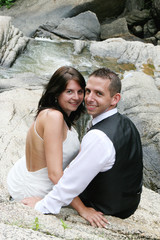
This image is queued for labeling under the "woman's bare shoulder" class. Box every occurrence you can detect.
[46,109,63,120]
[38,109,64,127]
[38,109,63,119]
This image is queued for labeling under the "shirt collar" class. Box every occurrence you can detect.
[92,108,118,126]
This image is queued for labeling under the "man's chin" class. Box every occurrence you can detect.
[87,109,95,116]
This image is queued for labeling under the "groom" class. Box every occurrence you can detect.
[23,68,143,227]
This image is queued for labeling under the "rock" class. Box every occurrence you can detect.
[125,0,146,11]
[67,0,126,22]
[0,16,29,67]
[152,0,160,27]
[119,71,160,193]
[73,40,87,54]
[155,31,160,40]
[89,38,160,71]
[0,75,160,239]
[52,11,100,40]
[34,10,101,40]
[132,25,143,37]
[0,0,78,37]
[144,36,157,45]
[0,73,48,93]
[1,189,160,240]
[143,19,157,38]
[125,9,151,26]
[100,18,131,40]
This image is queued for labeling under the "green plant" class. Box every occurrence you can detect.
[60,219,70,230]
[0,0,16,9]
[32,217,40,231]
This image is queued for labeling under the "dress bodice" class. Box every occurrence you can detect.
[62,126,80,169]
[7,126,80,200]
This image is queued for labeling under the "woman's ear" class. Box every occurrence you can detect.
[111,93,121,106]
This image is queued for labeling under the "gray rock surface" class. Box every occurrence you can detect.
[152,0,160,26]
[0,16,29,67]
[1,191,160,240]
[119,71,160,192]
[0,0,92,37]
[101,18,131,40]
[52,11,100,40]
[89,37,160,71]
[0,74,160,239]
[0,0,126,37]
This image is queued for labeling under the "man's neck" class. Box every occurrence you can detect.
[92,108,117,126]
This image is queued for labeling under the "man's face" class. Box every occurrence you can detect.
[85,76,115,118]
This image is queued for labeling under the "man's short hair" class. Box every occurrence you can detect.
[90,68,121,97]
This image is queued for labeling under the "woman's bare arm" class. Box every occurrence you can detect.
[43,110,65,184]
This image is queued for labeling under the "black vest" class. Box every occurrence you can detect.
[80,112,143,218]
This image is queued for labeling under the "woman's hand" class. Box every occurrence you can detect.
[21,197,42,208]
[79,206,110,228]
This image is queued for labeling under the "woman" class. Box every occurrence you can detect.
[7,66,86,201]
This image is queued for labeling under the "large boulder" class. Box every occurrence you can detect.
[101,18,132,40]
[0,16,29,67]
[0,86,160,240]
[34,11,101,40]
[67,0,126,22]
[51,11,100,40]
[119,71,160,192]
[89,37,160,71]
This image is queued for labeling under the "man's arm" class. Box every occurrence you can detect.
[70,196,110,227]
[33,130,115,213]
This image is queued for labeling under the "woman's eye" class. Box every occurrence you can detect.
[78,90,83,94]
[97,92,102,96]
[67,90,72,93]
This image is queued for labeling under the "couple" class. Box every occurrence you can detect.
[7,66,143,228]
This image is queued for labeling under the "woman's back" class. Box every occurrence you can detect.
[25,120,46,172]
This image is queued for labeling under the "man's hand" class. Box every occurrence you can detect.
[21,197,42,208]
[79,206,110,228]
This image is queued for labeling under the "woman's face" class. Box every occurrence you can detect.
[58,79,84,116]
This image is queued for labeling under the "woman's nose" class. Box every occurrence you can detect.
[73,92,79,99]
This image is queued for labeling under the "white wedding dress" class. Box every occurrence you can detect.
[7,125,80,201]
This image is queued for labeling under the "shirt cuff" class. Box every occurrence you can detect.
[34,199,50,214]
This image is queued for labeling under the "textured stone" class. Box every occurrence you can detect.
[52,11,100,40]
[0,16,29,67]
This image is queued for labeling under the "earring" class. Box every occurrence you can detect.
[55,98,57,103]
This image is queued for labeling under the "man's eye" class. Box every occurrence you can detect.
[97,92,102,96]
[85,89,90,94]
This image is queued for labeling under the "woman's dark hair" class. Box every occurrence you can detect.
[36,66,86,128]
[90,67,121,97]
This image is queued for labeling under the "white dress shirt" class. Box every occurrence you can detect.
[35,108,117,213]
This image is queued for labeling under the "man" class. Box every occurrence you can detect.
[23,68,143,227]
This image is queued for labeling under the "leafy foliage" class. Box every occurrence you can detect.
[0,0,16,8]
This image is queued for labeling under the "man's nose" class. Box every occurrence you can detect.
[86,92,94,101]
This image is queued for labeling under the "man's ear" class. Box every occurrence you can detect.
[111,93,121,106]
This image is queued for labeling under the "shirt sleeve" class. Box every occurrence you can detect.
[35,129,115,214]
